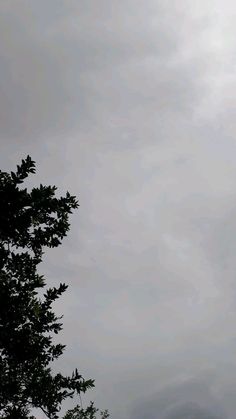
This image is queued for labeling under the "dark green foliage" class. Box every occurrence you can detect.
[63,402,109,419]
[0,157,95,418]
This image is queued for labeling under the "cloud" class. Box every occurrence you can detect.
[130,377,227,419]
[1,1,236,419]
[0,0,211,144]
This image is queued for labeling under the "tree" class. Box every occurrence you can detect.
[0,157,108,419]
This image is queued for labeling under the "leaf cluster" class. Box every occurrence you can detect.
[0,157,95,419]
[63,402,109,419]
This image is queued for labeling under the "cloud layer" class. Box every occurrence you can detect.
[1,1,236,418]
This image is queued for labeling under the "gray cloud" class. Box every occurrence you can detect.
[1,1,236,418]
[130,378,227,419]
[0,0,208,145]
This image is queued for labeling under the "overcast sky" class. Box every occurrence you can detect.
[1,1,236,418]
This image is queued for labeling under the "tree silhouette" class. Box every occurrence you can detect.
[0,157,107,419]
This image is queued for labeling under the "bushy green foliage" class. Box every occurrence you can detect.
[63,402,109,419]
[0,157,102,419]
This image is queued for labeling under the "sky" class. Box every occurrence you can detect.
[0,1,236,418]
